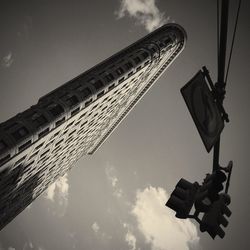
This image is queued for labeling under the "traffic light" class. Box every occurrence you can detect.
[195,170,227,212]
[166,178,199,219]
[200,193,232,239]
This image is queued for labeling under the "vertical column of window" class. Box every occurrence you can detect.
[60,93,81,117]
[92,78,105,98]
[45,102,64,118]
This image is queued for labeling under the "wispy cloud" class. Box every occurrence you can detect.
[8,248,15,250]
[123,223,137,250]
[2,52,14,68]
[44,174,69,216]
[115,0,169,32]
[38,247,45,250]
[17,16,33,40]
[45,174,69,202]
[92,222,100,233]
[105,164,123,198]
[132,186,201,250]
[22,241,34,250]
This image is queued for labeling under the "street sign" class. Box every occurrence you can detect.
[180,71,224,152]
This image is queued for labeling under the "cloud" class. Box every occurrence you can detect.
[8,248,15,250]
[23,241,34,250]
[105,164,123,198]
[92,222,100,233]
[44,174,69,216]
[45,174,69,202]
[123,223,137,250]
[28,242,33,249]
[2,52,14,68]
[115,0,169,32]
[125,229,137,250]
[105,164,118,188]
[132,186,201,250]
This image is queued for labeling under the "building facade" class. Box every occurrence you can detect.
[0,24,186,230]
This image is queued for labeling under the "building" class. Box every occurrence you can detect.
[0,24,186,230]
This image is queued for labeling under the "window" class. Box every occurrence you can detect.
[116,67,124,75]
[69,129,76,137]
[80,88,91,98]
[52,131,60,138]
[151,47,156,53]
[71,107,80,116]
[28,113,47,127]
[55,139,64,146]
[75,120,81,126]
[15,155,26,166]
[97,91,104,98]
[159,42,165,48]
[41,149,50,158]
[0,140,7,153]
[136,66,142,71]
[118,77,125,83]
[12,127,29,141]
[93,80,103,90]
[64,95,79,107]
[128,71,133,77]
[88,77,96,84]
[92,104,98,110]
[79,112,87,119]
[85,99,92,106]
[66,121,74,128]
[47,103,64,117]
[133,57,141,64]
[104,73,114,82]
[124,62,133,70]
[35,142,44,150]
[55,117,65,127]
[19,140,31,152]
[80,121,88,127]
[0,154,10,165]
[38,128,49,138]
[108,83,115,90]
[164,38,172,45]
[142,51,149,58]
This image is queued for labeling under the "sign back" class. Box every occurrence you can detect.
[181,71,224,152]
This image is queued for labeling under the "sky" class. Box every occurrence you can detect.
[0,0,249,250]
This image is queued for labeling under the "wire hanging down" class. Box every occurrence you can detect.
[225,0,242,84]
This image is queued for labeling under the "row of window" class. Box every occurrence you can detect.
[0,49,152,166]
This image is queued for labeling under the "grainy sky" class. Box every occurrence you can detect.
[0,1,249,250]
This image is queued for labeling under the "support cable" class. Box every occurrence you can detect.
[217,0,220,77]
[225,0,242,85]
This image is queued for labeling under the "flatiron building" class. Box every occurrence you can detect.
[0,24,186,230]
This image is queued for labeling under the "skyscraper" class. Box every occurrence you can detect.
[0,24,186,230]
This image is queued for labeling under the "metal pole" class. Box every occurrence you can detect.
[213,0,229,172]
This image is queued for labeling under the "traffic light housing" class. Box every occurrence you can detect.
[200,193,232,239]
[195,170,227,212]
[166,178,199,219]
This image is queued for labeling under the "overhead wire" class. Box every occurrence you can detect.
[217,0,220,78]
[225,0,242,84]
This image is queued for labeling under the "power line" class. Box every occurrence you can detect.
[225,0,242,84]
[217,0,220,78]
